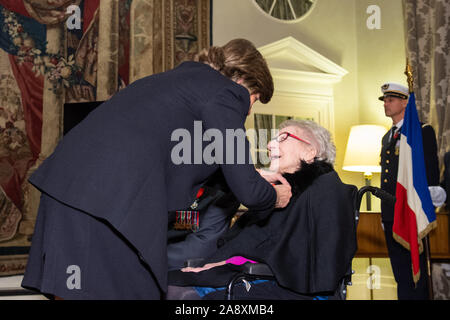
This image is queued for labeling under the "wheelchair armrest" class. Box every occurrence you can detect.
[184,259,274,278]
[184,258,206,268]
[242,262,274,277]
[226,262,274,300]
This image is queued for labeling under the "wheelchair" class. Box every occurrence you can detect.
[185,185,396,300]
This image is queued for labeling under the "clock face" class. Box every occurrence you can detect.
[254,0,315,22]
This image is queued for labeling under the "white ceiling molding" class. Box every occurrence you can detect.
[258,36,348,78]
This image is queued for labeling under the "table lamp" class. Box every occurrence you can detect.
[342,124,387,211]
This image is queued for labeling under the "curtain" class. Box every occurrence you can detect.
[130,0,211,82]
[254,114,274,168]
[0,5,46,244]
[404,0,450,169]
[0,1,78,269]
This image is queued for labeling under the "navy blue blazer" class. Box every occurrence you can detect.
[29,61,276,292]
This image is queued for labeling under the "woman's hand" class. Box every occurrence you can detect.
[274,184,292,208]
[181,261,227,273]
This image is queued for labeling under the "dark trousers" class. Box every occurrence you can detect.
[383,221,430,300]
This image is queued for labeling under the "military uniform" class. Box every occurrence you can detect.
[379,82,440,300]
[380,122,440,222]
[380,125,400,220]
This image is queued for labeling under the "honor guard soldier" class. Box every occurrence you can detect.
[379,82,446,300]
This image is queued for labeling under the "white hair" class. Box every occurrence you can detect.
[278,119,336,165]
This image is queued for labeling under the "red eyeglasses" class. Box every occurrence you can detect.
[272,132,311,145]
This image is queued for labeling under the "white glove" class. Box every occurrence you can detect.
[429,186,447,207]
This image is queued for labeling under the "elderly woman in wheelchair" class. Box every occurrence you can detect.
[167,119,358,300]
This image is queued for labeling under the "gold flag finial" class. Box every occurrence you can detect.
[405,59,414,93]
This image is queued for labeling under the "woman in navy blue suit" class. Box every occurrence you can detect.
[21,39,292,299]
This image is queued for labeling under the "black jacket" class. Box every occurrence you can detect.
[169,161,358,295]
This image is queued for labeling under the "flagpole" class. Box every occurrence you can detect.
[404,59,414,93]
[423,236,434,299]
[404,60,434,300]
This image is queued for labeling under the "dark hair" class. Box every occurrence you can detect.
[195,39,274,104]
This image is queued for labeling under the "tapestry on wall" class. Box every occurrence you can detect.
[0,0,211,276]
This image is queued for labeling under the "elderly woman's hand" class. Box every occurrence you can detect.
[181,261,227,273]
[274,184,292,208]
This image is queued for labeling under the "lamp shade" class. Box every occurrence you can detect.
[342,124,387,174]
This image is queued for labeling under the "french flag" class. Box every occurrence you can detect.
[393,92,437,283]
